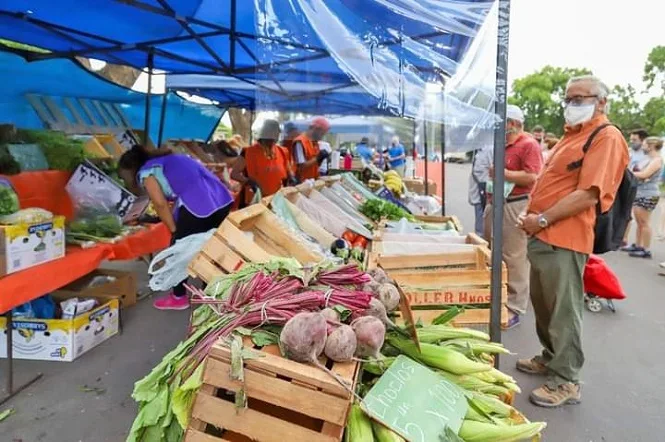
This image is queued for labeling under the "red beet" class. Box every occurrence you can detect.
[351,316,385,359]
[324,325,357,362]
[280,312,327,363]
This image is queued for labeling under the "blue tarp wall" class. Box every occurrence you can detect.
[0,50,223,141]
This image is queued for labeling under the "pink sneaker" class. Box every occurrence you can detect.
[153,293,190,311]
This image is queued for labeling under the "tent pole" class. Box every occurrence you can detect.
[423,119,429,196]
[157,88,168,147]
[411,119,417,178]
[440,121,446,216]
[143,49,154,146]
[248,110,255,144]
[490,0,512,357]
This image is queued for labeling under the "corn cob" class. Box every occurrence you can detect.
[386,336,492,375]
[458,419,546,442]
[345,404,374,442]
[440,338,511,355]
[371,421,405,442]
[416,325,490,344]
[438,371,511,397]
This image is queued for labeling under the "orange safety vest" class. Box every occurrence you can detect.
[294,134,320,181]
[244,143,289,196]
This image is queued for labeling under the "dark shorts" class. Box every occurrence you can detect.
[634,196,659,212]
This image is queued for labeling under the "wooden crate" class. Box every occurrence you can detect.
[226,205,324,266]
[370,246,508,328]
[188,220,273,283]
[186,338,359,442]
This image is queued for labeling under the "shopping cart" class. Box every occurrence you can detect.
[583,255,626,313]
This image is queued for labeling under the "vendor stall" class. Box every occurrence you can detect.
[0,0,520,440]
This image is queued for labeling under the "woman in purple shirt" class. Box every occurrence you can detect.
[118,145,233,310]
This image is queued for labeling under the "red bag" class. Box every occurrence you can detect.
[583,255,626,300]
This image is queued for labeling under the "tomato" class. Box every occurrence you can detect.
[342,230,358,243]
[352,236,369,250]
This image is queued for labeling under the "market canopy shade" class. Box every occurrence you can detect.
[0,0,496,122]
[0,49,223,141]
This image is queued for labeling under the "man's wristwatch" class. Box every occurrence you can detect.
[537,214,549,229]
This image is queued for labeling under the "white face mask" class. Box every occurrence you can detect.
[564,103,595,126]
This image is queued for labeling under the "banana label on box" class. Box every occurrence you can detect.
[2,216,65,274]
[0,299,119,362]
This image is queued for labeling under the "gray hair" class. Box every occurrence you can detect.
[566,75,610,99]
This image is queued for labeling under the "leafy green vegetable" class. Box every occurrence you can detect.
[251,329,280,347]
[333,305,353,322]
[68,214,123,239]
[359,199,415,222]
[172,364,204,429]
[0,184,19,216]
[16,129,87,171]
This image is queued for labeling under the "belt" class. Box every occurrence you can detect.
[506,194,529,203]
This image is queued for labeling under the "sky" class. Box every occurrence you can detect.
[508,0,663,95]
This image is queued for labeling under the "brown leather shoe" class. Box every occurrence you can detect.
[516,357,548,375]
[530,383,581,408]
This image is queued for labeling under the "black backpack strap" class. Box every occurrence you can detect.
[567,123,617,171]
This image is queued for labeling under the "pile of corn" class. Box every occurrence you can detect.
[346,320,546,442]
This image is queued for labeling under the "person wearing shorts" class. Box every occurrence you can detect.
[622,137,664,259]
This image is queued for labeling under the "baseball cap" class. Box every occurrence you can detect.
[310,116,331,132]
[258,119,281,140]
[506,104,525,123]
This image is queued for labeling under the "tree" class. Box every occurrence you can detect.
[608,85,644,132]
[227,108,254,143]
[642,97,665,136]
[76,58,142,88]
[643,46,665,92]
[509,66,592,134]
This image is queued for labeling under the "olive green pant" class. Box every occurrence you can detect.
[527,237,588,386]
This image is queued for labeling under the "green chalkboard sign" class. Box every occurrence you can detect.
[362,355,468,442]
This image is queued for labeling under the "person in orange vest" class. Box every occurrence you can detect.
[292,116,331,181]
[231,119,296,203]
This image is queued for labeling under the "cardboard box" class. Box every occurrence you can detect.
[403,178,437,195]
[0,216,66,276]
[66,160,149,224]
[0,296,119,362]
[59,269,137,308]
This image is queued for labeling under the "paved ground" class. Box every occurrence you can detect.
[2,163,665,441]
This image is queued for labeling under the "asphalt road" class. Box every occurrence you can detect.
[2,163,664,441]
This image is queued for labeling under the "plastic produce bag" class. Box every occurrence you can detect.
[0,207,53,225]
[148,229,215,291]
[583,255,626,300]
[270,193,328,257]
[341,173,379,202]
[270,192,300,232]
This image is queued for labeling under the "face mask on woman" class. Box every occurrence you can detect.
[564,103,595,126]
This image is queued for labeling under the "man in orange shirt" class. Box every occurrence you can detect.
[293,116,331,181]
[231,119,295,202]
[517,76,629,407]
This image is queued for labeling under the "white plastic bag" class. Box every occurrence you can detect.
[148,229,215,292]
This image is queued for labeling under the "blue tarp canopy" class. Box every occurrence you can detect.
[165,74,422,116]
[0,0,495,121]
[0,49,223,141]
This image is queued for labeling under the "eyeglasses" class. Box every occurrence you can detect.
[562,95,598,106]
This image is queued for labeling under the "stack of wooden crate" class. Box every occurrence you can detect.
[368,236,508,329]
[185,338,359,442]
